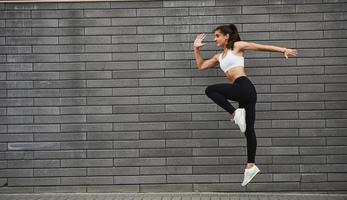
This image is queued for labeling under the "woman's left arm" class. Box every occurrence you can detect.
[236,41,298,59]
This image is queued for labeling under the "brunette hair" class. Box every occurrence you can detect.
[213,24,241,49]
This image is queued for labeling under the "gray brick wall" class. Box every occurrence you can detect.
[1,0,347,193]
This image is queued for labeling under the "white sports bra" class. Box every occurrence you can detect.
[218,49,244,73]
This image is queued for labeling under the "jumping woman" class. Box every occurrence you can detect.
[193,24,298,186]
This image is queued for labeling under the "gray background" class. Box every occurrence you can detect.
[1,0,347,193]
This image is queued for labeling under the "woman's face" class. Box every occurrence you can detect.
[214,30,228,48]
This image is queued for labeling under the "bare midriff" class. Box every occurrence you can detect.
[225,66,247,83]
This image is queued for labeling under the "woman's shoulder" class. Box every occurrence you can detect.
[234,41,249,54]
[234,41,248,48]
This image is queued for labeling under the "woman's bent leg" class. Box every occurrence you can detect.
[205,83,241,115]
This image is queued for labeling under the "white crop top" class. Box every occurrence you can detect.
[218,49,244,73]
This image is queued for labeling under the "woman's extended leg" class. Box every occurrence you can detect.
[240,99,260,187]
[240,102,257,165]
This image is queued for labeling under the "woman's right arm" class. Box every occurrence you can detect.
[193,33,219,71]
[194,47,219,71]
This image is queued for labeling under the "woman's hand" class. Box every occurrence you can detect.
[283,48,298,59]
[194,33,207,49]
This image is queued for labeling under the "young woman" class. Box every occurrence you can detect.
[193,24,298,186]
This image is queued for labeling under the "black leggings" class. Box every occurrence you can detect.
[205,76,257,163]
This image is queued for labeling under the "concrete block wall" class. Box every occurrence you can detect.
[0,0,347,193]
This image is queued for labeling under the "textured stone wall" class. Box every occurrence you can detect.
[0,0,347,193]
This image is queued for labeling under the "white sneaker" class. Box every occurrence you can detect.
[231,108,246,133]
[241,165,260,186]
